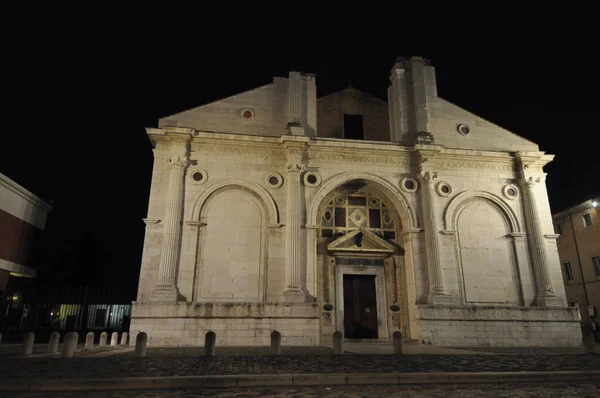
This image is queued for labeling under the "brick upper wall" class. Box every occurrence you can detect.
[317,88,390,141]
[0,208,41,269]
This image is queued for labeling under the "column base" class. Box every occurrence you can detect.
[286,123,305,136]
[283,287,305,302]
[149,283,181,303]
[428,292,454,305]
[534,293,564,307]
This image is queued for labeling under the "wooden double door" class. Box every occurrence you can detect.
[343,274,378,339]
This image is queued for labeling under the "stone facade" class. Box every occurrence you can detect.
[131,56,581,347]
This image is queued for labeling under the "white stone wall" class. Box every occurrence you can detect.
[158,75,317,138]
[417,305,582,347]
[134,60,576,347]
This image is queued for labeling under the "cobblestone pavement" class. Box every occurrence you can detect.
[1,347,600,380]
[5,383,600,398]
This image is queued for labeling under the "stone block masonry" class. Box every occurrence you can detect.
[130,302,320,347]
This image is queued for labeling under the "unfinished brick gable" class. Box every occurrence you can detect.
[317,88,389,141]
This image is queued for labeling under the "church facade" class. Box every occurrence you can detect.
[131,57,581,347]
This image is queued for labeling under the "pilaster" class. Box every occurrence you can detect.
[516,151,563,307]
[282,137,309,302]
[287,71,305,135]
[419,171,453,305]
[150,133,191,303]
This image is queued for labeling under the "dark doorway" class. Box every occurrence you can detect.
[344,114,364,140]
[343,274,378,338]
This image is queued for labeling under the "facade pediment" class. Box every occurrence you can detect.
[327,228,395,255]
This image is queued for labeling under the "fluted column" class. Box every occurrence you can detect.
[283,162,305,302]
[520,176,562,306]
[151,155,188,302]
[420,171,453,305]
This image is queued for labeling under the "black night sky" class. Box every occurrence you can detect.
[2,2,599,291]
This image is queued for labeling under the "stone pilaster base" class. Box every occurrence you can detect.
[282,287,305,302]
[534,293,565,307]
[149,284,180,303]
[427,292,454,305]
[286,124,305,136]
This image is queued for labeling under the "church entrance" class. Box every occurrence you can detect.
[343,274,378,338]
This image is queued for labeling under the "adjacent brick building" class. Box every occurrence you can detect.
[553,200,600,337]
[0,173,52,336]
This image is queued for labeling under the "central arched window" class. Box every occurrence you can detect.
[320,184,396,240]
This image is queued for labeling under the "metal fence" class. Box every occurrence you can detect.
[1,285,134,343]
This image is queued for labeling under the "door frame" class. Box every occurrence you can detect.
[335,264,389,340]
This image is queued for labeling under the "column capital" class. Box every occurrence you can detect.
[420,171,438,183]
[167,155,189,170]
[520,175,545,189]
[285,162,305,174]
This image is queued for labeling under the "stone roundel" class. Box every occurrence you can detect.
[303,171,322,187]
[400,177,418,193]
[457,123,471,135]
[502,184,519,200]
[188,168,208,185]
[240,108,255,119]
[265,172,283,189]
[436,181,453,197]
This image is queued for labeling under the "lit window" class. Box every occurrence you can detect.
[563,262,573,281]
[583,213,593,227]
[320,185,396,240]
[593,256,600,278]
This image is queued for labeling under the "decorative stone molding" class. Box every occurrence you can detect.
[400,177,418,193]
[430,160,514,172]
[303,171,321,187]
[417,305,580,322]
[502,184,519,200]
[191,145,286,161]
[132,302,320,318]
[188,168,208,185]
[142,219,161,229]
[307,151,411,166]
[435,181,453,197]
[443,190,521,233]
[185,221,206,230]
[544,234,560,241]
[307,171,416,230]
[265,173,283,189]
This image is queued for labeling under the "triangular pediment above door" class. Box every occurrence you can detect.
[327,228,395,255]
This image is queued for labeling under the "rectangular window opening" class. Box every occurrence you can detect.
[344,114,364,140]
[593,256,600,278]
[554,223,562,235]
[563,262,573,281]
[584,213,593,227]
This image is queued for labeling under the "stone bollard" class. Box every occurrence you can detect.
[120,332,128,346]
[110,332,119,347]
[99,332,108,347]
[62,332,78,358]
[85,332,95,350]
[204,331,216,357]
[393,331,403,354]
[135,332,147,358]
[48,332,60,354]
[270,330,282,355]
[22,332,35,356]
[333,331,343,355]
